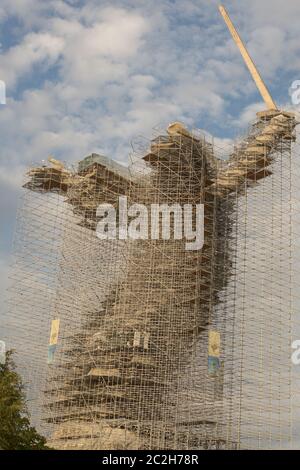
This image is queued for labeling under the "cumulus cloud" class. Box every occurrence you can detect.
[2,0,288,174]
[0,32,64,88]
[233,101,266,129]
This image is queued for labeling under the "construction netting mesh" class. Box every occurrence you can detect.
[4,109,300,449]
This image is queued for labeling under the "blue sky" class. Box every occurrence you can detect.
[1,0,300,319]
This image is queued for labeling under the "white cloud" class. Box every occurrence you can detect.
[0,4,231,172]
[0,32,64,87]
[56,8,149,90]
[248,26,286,79]
[233,101,265,129]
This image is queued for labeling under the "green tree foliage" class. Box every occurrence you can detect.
[0,350,48,450]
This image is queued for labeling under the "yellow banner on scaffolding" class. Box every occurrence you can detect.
[208,330,220,358]
[49,319,60,346]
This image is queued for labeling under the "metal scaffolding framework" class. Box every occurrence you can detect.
[5,109,300,449]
